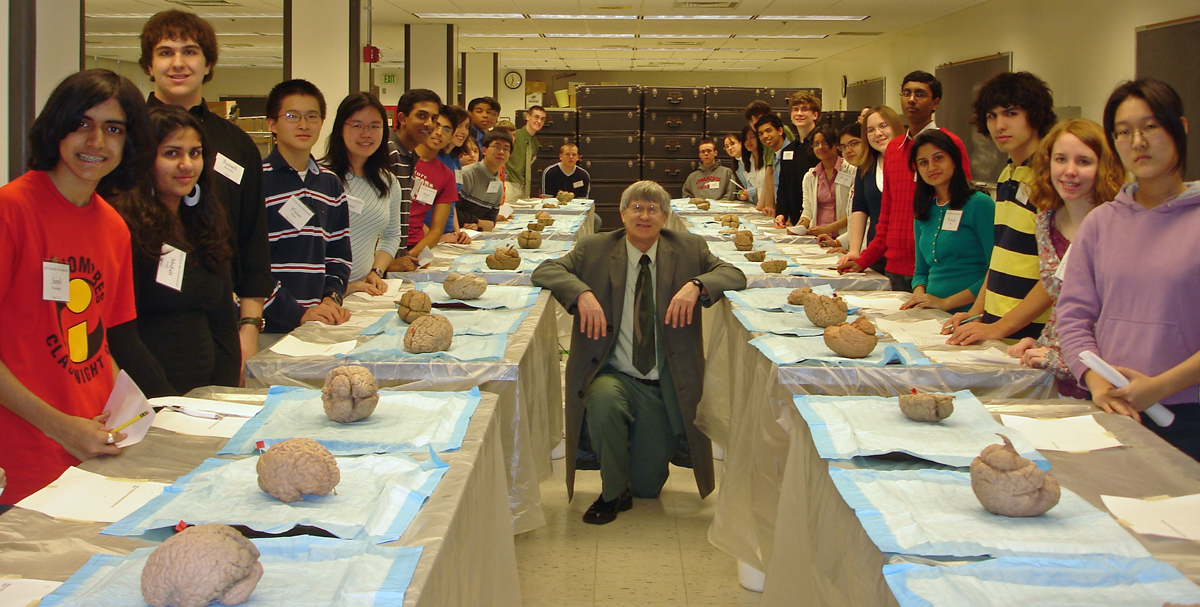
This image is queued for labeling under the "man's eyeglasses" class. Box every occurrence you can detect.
[628,203,663,217]
[900,90,930,100]
[488,145,512,154]
[345,121,383,133]
[279,111,322,124]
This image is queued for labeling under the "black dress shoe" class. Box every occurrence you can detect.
[582,490,633,525]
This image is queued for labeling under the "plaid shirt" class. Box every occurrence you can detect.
[856,123,971,276]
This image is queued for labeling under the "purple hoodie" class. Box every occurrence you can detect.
[1057,181,1200,405]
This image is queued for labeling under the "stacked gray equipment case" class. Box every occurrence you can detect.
[576,84,643,228]
[642,86,705,199]
[517,108,577,197]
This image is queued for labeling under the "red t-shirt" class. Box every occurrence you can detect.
[0,171,137,504]
[407,158,458,248]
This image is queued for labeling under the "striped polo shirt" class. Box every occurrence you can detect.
[983,160,1049,340]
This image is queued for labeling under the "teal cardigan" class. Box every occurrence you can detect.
[912,190,995,313]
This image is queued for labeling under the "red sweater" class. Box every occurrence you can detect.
[856,126,971,276]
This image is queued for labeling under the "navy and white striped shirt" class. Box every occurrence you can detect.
[262,151,352,332]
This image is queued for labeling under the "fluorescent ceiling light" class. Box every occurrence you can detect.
[759,15,868,21]
[86,31,280,36]
[529,14,637,19]
[555,46,632,50]
[716,47,793,52]
[460,33,543,37]
[414,13,524,19]
[638,34,725,38]
[736,34,827,39]
[471,47,550,51]
[544,33,635,38]
[643,15,750,20]
[88,12,281,18]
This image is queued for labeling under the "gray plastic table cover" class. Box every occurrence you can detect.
[0,390,520,607]
[247,290,563,535]
[759,399,1200,606]
[696,298,1056,577]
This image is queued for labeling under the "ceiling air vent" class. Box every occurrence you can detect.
[836,31,882,36]
[672,1,740,8]
[657,40,704,46]
[784,56,817,60]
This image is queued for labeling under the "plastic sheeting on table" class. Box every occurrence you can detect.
[40,537,424,607]
[104,453,449,544]
[732,308,825,337]
[417,282,541,309]
[883,556,1200,607]
[749,334,932,367]
[220,386,481,456]
[343,333,508,363]
[724,284,835,311]
[360,308,531,336]
[828,466,1151,559]
[793,390,1048,469]
[450,251,564,274]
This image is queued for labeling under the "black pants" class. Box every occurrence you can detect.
[1143,402,1200,462]
[885,271,913,293]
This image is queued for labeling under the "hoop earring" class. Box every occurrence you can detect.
[183,184,201,207]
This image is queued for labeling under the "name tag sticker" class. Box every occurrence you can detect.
[415,184,436,204]
[487,180,501,194]
[279,195,314,231]
[782,150,794,161]
[214,153,245,185]
[941,209,963,231]
[1054,245,1072,282]
[156,244,186,291]
[454,169,463,184]
[573,180,584,189]
[701,180,719,190]
[346,195,365,215]
[43,260,70,302]
[1016,183,1030,205]
[835,169,854,188]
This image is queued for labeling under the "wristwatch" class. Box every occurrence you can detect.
[372,268,386,279]
[690,278,704,291]
[238,316,265,332]
[324,290,344,306]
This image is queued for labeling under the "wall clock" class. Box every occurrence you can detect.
[504,71,523,90]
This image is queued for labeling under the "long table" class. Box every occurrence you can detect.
[0,390,521,607]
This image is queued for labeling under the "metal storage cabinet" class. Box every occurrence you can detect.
[643,109,705,135]
[578,109,642,133]
[575,84,642,109]
[642,158,699,183]
[644,86,704,110]
[537,135,577,157]
[704,109,748,138]
[642,134,703,158]
[530,158,557,197]
[582,158,641,182]
[705,86,787,110]
[578,134,640,159]
[517,109,577,136]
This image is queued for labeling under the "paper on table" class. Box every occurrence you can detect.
[926,348,1016,366]
[0,578,62,607]
[498,202,514,218]
[794,267,842,278]
[269,335,359,357]
[1000,414,1124,452]
[461,228,482,239]
[841,293,908,313]
[148,396,261,439]
[1102,494,1200,541]
[101,371,154,448]
[337,312,386,329]
[875,318,952,348]
[349,278,404,301]
[16,467,167,523]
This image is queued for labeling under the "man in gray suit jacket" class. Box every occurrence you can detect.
[532,181,746,524]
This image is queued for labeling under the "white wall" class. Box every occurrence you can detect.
[463,52,496,107]
[407,24,453,102]
[497,67,525,121]
[36,0,81,111]
[291,0,352,152]
[786,0,1200,122]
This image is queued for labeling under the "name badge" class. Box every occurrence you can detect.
[279,195,314,230]
[701,180,718,190]
[156,244,186,291]
[43,260,70,302]
[782,150,794,161]
[214,153,245,185]
[346,195,365,215]
[415,183,436,204]
[834,169,854,188]
[454,169,463,184]
[572,180,584,189]
[486,180,501,194]
[941,209,963,231]
[1054,245,1072,282]
[1016,183,1030,205]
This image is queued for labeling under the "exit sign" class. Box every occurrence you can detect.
[382,74,396,84]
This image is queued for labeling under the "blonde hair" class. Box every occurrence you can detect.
[1028,118,1126,212]
[858,105,904,170]
[788,91,821,113]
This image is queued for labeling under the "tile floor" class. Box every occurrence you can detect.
[514,457,763,607]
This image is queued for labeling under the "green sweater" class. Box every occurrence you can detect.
[912,190,995,313]
[505,128,538,186]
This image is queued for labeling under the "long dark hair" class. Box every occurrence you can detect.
[909,129,978,221]
[113,106,231,271]
[29,69,153,198]
[441,105,470,158]
[322,92,392,197]
[740,124,761,170]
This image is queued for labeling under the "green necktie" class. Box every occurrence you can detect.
[632,254,656,375]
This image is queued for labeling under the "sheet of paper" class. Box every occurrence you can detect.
[148,396,261,418]
[461,228,482,239]
[101,371,154,448]
[338,312,386,329]
[1102,494,1200,541]
[268,335,359,357]
[16,467,167,523]
[841,294,908,313]
[875,318,952,348]
[0,578,62,607]
[148,396,260,438]
[349,278,404,301]
[799,267,842,278]
[1000,414,1124,452]
[926,348,1016,366]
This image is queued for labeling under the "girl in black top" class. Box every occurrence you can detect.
[114,106,238,393]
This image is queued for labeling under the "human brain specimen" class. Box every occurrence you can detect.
[970,435,1060,517]
[538,216,556,226]
[695,201,710,210]
[542,201,560,209]
[556,191,575,203]
[535,210,552,220]
[743,250,765,262]
[823,317,878,358]
[689,197,706,205]
[787,287,813,306]
[404,313,453,353]
[718,214,739,228]
[397,290,432,323]
[733,230,754,251]
[141,523,263,607]
[898,391,955,422]
[443,272,487,300]
[256,438,340,503]
[802,293,849,328]
[518,230,542,249]
[321,366,379,423]
[485,246,521,270]
[526,221,545,232]
[760,260,787,273]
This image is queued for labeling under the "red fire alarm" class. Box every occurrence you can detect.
[363,45,380,63]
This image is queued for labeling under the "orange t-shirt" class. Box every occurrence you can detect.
[0,170,137,504]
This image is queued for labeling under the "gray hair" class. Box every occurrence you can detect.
[618,180,671,214]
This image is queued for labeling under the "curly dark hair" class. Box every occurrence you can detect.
[28,69,153,198]
[322,92,392,198]
[909,129,981,221]
[971,71,1057,138]
[112,106,231,272]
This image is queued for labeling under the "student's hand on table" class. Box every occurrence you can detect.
[302,299,350,325]
[665,281,702,328]
[454,231,472,244]
[346,278,384,296]
[836,251,858,267]
[387,255,417,273]
[1007,338,1047,367]
[738,189,749,201]
[1108,366,1172,413]
[237,328,258,386]
[462,222,479,231]
[762,206,775,218]
[836,259,863,274]
[439,232,459,243]
[900,290,945,311]
[946,320,1003,345]
[816,233,836,245]
[1084,370,1139,421]
[773,214,789,229]
[48,411,124,461]
[808,224,831,236]
[576,291,608,340]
